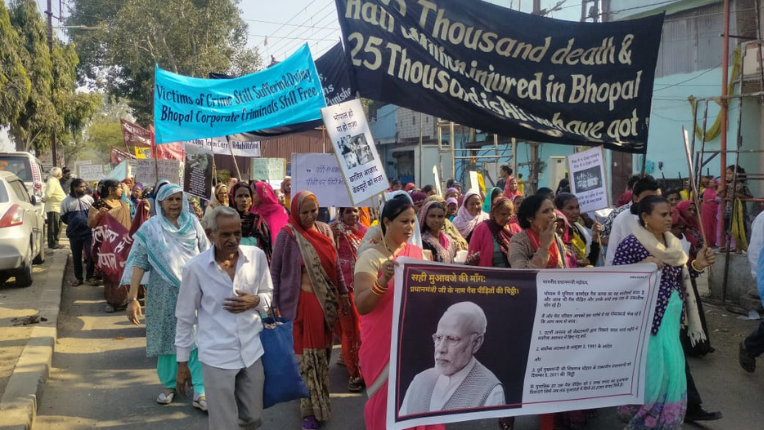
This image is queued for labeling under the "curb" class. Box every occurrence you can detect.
[0,250,68,430]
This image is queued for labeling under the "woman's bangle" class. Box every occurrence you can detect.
[691,260,704,272]
[370,281,388,297]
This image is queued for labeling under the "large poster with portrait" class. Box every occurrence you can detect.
[388,259,660,429]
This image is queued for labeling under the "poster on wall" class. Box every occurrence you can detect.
[183,143,213,199]
[387,260,659,429]
[321,99,388,204]
[567,146,609,213]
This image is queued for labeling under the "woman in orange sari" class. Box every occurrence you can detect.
[354,195,445,430]
[270,191,350,430]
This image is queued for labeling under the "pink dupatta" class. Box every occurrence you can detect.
[251,181,289,243]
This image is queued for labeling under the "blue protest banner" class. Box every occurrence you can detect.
[153,44,326,144]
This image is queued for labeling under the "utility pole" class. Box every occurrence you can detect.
[46,0,57,167]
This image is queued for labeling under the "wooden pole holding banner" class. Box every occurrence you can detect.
[226,138,243,180]
[681,127,707,241]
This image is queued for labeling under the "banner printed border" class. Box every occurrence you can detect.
[389,260,658,428]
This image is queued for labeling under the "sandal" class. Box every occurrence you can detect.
[193,393,208,412]
[156,388,176,405]
[498,417,515,430]
[71,280,83,287]
[348,377,364,393]
[740,342,756,373]
[302,415,319,430]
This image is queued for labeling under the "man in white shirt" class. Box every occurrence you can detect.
[605,176,661,265]
[176,206,273,430]
[400,302,504,415]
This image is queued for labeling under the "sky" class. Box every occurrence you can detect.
[32,1,673,63]
[237,0,582,61]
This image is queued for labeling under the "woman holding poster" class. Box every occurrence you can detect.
[330,207,367,392]
[613,196,715,429]
[270,191,350,430]
[554,193,602,267]
[354,195,445,430]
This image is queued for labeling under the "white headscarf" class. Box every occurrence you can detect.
[452,190,490,238]
[133,184,210,288]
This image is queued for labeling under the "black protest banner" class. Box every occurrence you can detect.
[334,0,664,153]
[317,42,356,106]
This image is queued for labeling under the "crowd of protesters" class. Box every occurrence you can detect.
[44,161,764,430]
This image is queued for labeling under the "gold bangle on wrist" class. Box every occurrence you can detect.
[691,260,704,272]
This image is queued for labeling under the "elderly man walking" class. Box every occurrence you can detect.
[176,206,273,429]
[44,167,67,249]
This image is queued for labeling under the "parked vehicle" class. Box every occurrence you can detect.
[0,171,46,286]
[0,152,46,210]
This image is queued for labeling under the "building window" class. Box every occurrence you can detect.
[412,116,416,125]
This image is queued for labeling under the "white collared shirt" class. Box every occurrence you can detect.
[400,357,505,414]
[176,245,273,369]
[605,209,639,265]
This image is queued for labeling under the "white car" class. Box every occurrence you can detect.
[0,171,46,286]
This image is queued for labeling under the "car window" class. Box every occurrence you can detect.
[0,157,31,181]
[0,181,8,203]
[10,180,30,203]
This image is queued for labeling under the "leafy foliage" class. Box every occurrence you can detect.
[0,0,30,126]
[67,0,263,125]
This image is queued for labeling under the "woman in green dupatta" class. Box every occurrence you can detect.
[270,191,350,430]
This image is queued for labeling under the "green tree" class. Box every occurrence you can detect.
[8,0,57,153]
[77,97,134,165]
[67,0,262,125]
[0,0,30,126]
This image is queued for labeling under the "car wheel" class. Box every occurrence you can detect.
[14,240,34,287]
[33,226,46,265]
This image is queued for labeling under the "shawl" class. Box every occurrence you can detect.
[452,191,489,239]
[285,191,340,327]
[419,201,455,263]
[423,195,468,252]
[504,178,523,201]
[252,181,289,243]
[526,227,565,269]
[331,218,367,262]
[286,191,339,287]
[133,184,209,288]
[486,197,515,258]
[632,224,706,346]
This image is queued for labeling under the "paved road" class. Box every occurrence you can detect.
[33,263,764,429]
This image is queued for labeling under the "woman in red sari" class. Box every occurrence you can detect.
[330,207,367,392]
[270,191,350,430]
[354,195,445,430]
[252,181,289,243]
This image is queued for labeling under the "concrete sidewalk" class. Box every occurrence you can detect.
[0,246,69,430]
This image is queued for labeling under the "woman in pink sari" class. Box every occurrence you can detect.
[701,179,719,248]
[354,195,445,430]
[251,181,289,243]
